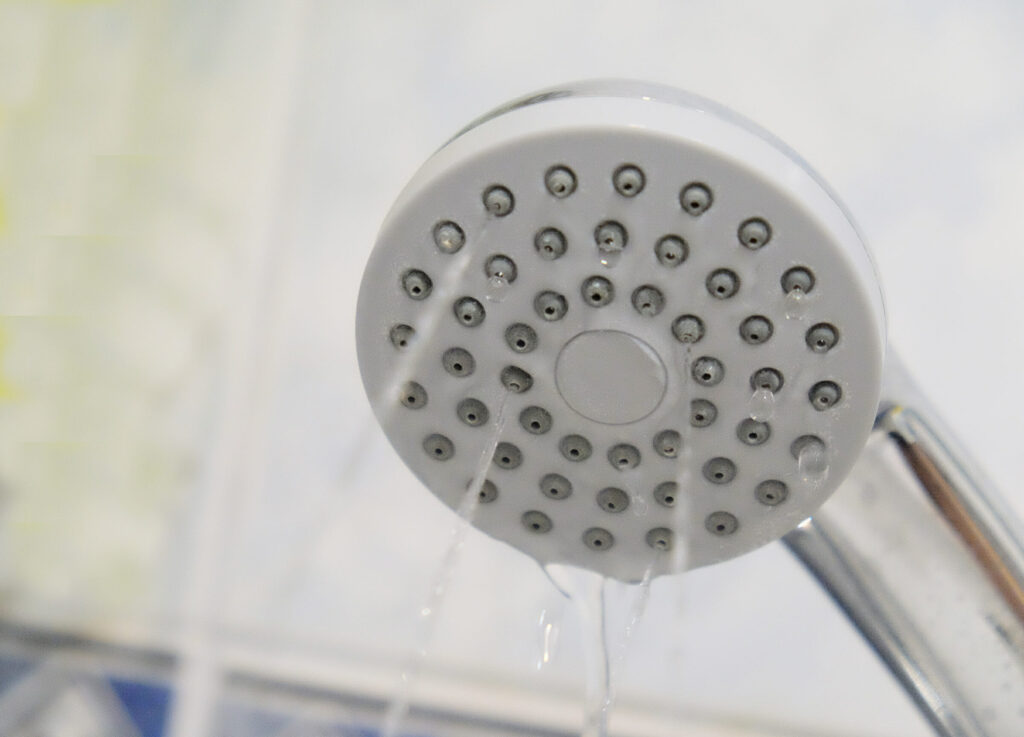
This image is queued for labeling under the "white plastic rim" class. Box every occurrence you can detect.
[356,82,885,581]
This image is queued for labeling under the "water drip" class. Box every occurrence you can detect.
[749,387,776,421]
[485,274,510,303]
[785,285,809,320]
[798,438,829,482]
[598,242,624,268]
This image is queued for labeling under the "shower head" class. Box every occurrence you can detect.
[356,81,885,581]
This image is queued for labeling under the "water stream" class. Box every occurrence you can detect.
[536,605,564,670]
[673,342,695,573]
[543,560,659,737]
[381,390,510,737]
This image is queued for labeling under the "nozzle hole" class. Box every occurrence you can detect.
[541,473,572,500]
[597,487,629,514]
[476,479,498,504]
[607,443,640,470]
[705,511,739,536]
[690,399,718,428]
[453,296,485,327]
[389,324,415,350]
[655,235,688,267]
[680,183,713,215]
[654,481,678,508]
[456,398,489,427]
[493,441,522,470]
[750,368,784,393]
[806,323,839,353]
[501,365,533,393]
[534,228,567,260]
[581,276,614,307]
[613,165,645,197]
[755,480,788,506]
[545,166,577,198]
[534,291,568,322]
[402,269,433,301]
[703,457,737,484]
[706,269,740,299]
[653,430,681,458]
[400,382,428,409]
[423,434,454,461]
[522,510,553,534]
[483,185,514,216]
[738,218,772,250]
[433,221,466,254]
[519,406,552,435]
[560,434,593,462]
[442,347,475,377]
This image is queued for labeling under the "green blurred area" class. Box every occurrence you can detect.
[0,0,294,635]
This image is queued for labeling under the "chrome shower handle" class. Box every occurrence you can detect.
[786,354,1024,737]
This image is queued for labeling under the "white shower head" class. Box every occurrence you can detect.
[356,81,885,581]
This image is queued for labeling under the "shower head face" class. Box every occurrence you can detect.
[356,83,885,581]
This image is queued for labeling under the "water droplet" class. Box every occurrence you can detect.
[485,274,509,302]
[749,387,776,421]
[798,438,829,482]
[785,286,809,320]
[599,243,623,268]
[595,222,626,267]
[631,495,649,517]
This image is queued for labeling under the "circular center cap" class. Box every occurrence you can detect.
[555,330,667,425]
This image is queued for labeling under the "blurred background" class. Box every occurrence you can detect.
[1,1,1023,736]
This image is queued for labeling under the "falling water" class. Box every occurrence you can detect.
[581,579,611,737]
[671,463,694,575]
[542,556,661,737]
[542,565,609,737]
[672,341,695,575]
[748,387,776,421]
[268,245,479,607]
[381,391,510,737]
[536,605,564,670]
[612,564,656,666]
